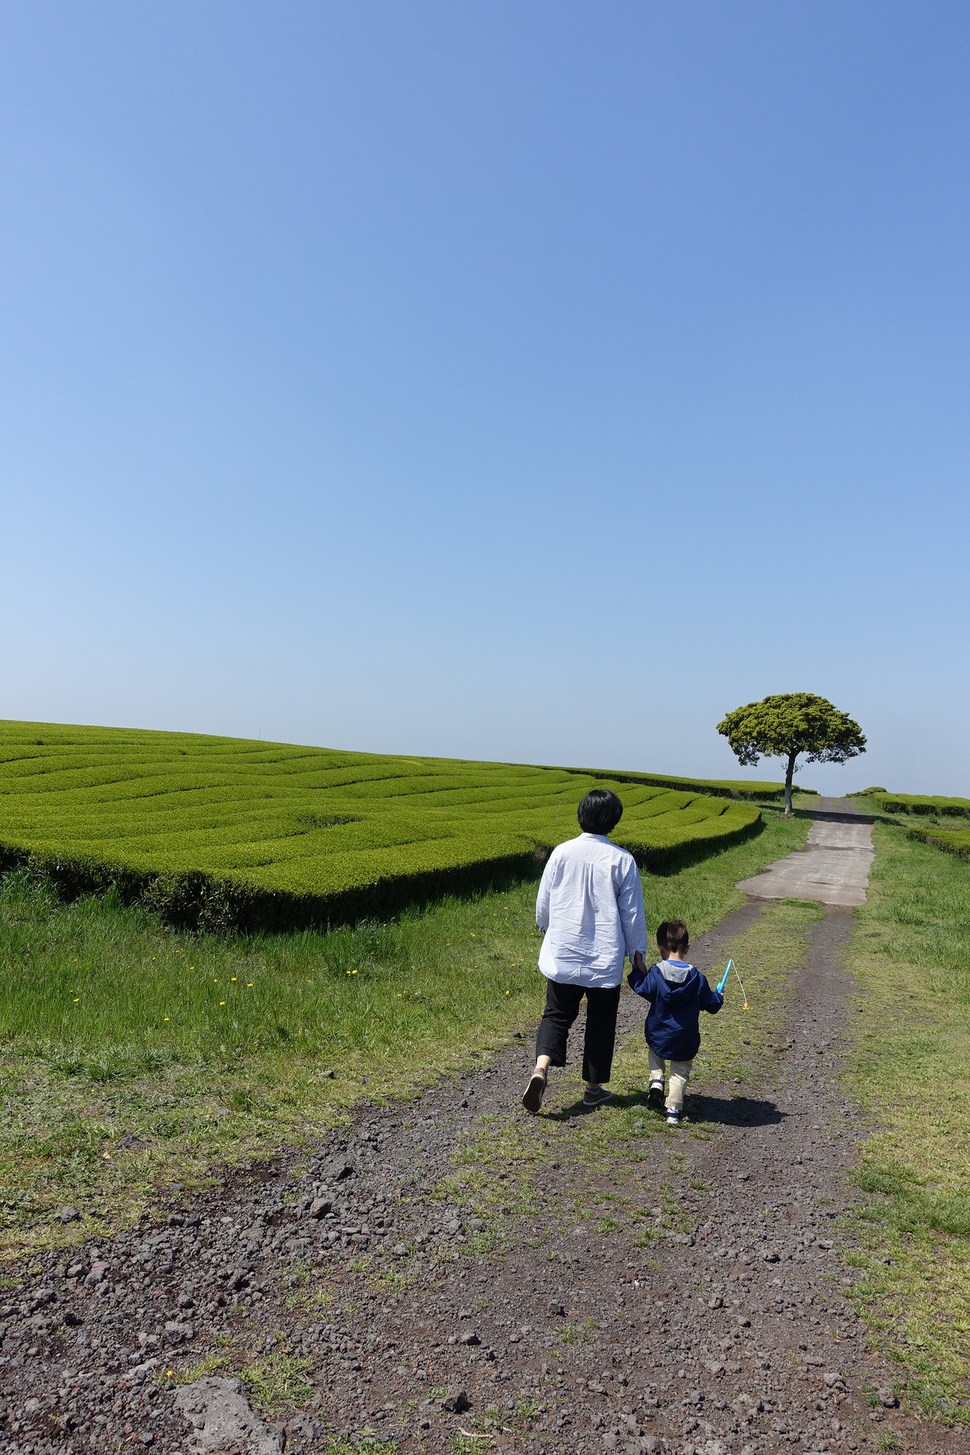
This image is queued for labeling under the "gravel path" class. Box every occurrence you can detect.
[2,804,964,1455]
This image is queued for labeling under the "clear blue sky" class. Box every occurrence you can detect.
[2,2,967,796]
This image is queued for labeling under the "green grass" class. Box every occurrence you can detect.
[239,1346,315,1413]
[0,720,764,932]
[166,1335,316,1419]
[845,823,970,1421]
[0,812,808,1257]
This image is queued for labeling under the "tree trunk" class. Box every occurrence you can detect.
[784,750,798,815]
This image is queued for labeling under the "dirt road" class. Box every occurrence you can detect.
[1,802,964,1455]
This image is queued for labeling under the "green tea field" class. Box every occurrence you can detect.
[0,721,765,931]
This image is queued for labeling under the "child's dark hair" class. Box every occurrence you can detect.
[663,920,690,956]
[656,921,673,955]
[577,788,623,835]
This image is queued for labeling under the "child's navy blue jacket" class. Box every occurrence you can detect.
[627,959,723,1061]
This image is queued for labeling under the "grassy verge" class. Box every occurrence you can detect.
[0,813,808,1259]
[844,823,970,1422]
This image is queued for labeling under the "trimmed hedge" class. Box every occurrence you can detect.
[906,826,970,862]
[870,791,970,819]
[0,840,548,935]
[0,720,763,933]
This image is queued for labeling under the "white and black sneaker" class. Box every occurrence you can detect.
[647,1083,665,1111]
[665,1106,682,1127]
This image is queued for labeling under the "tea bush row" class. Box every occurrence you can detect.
[562,764,813,801]
[905,826,970,862]
[870,791,970,819]
[0,810,761,935]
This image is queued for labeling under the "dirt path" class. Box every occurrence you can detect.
[2,803,965,1455]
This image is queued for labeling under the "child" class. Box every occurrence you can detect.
[627,920,722,1125]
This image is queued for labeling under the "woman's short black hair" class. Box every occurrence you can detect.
[577,788,624,835]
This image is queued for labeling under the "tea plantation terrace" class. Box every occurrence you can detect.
[0,722,768,932]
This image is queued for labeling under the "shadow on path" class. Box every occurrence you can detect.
[686,1091,785,1128]
[758,795,876,826]
[792,794,875,825]
[792,807,875,825]
[540,1090,784,1130]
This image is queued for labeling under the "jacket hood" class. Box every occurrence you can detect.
[653,960,701,1001]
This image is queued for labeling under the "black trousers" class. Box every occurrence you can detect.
[535,979,622,1086]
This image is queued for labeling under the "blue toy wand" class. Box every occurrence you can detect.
[716,959,749,1009]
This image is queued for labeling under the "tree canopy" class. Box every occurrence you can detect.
[717,692,866,814]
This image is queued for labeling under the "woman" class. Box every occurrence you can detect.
[522,788,647,1112]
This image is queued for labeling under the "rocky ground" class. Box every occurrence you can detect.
[2,821,966,1455]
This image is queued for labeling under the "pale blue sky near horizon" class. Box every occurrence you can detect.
[2,2,967,798]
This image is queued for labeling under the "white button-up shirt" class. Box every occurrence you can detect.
[535,832,647,989]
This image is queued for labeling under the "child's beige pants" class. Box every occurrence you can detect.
[648,1048,693,1111]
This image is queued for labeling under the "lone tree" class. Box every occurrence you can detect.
[717,692,866,815]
